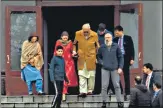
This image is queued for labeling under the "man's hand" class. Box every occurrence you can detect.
[66,80,69,84]
[96,59,98,64]
[130,60,134,65]
[65,76,69,84]
[117,68,123,75]
[72,51,77,56]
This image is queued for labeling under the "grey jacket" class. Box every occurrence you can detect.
[152,89,162,108]
[97,43,124,71]
[129,84,152,108]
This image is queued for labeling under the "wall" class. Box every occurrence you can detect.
[1,0,36,71]
[1,2,162,70]
[121,1,162,70]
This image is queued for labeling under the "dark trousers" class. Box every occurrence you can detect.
[94,64,123,94]
[52,81,63,108]
[123,55,130,95]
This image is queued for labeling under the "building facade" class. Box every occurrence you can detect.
[1,0,162,95]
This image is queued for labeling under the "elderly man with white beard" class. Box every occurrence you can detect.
[73,23,100,97]
[97,33,124,108]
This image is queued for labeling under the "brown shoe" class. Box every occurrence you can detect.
[87,92,93,95]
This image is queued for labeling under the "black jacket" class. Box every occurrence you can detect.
[97,42,124,71]
[48,56,68,82]
[129,84,152,108]
[114,35,135,61]
[152,89,162,108]
[142,72,162,93]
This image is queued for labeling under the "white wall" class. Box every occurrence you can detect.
[1,1,35,71]
[121,1,162,70]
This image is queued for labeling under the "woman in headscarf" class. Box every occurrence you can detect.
[54,31,78,101]
[20,32,44,95]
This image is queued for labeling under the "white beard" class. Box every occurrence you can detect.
[85,35,88,40]
[105,40,112,46]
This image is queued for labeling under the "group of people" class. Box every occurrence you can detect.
[20,23,162,108]
[129,63,162,108]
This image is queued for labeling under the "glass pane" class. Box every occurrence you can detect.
[120,9,139,68]
[10,12,36,71]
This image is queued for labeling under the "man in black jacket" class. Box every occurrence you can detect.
[129,76,151,108]
[97,32,124,108]
[142,63,161,94]
[114,25,135,100]
[152,81,162,108]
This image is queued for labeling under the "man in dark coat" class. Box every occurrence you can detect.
[113,25,135,100]
[142,63,162,94]
[129,76,152,108]
[152,81,162,108]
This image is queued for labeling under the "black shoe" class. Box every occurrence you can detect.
[56,105,61,108]
[38,92,46,95]
[124,95,130,101]
[124,95,127,101]
[51,103,55,108]
[78,93,87,98]
[101,102,106,108]
[51,105,55,108]
[118,102,124,108]
[29,93,33,95]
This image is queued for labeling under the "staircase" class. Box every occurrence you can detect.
[1,95,129,108]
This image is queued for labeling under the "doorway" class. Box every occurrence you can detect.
[42,6,114,94]
[5,3,143,95]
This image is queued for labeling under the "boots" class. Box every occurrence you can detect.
[118,102,124,108]
[101,102,106,108]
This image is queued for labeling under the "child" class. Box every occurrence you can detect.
[49,45,69,108]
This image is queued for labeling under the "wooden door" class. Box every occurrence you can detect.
[114,3,143,87]
[5,6,42,95]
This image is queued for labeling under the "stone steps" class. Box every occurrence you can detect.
[1,95,125,103]
[1,102,129,108]
[1,95,130,108]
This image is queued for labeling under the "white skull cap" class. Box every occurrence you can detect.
[82,23,91,29]
[105,32,113,38]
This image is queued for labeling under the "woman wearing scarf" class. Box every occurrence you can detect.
[54,31,78,101]
[20,32,44,95]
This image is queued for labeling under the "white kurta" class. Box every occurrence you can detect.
[78,63,96,93]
